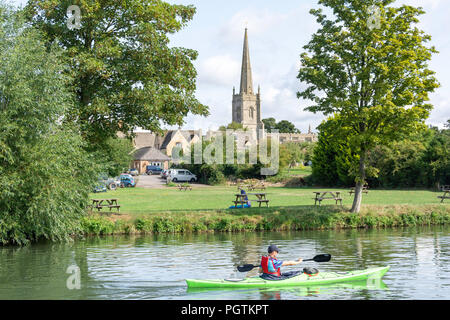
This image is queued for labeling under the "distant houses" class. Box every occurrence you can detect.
[127,127,317,166]
[129,129,202,173]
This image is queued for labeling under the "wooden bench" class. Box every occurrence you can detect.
[232,199,249,207]
[313,192,342,206]
[90,199,121,213]
[100,205,121,212]
[255,199,270,207]
[232,193,270,208]
[438,190,450,203]
[231,199,269,208]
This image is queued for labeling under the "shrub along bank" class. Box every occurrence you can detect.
[79,204,450,236]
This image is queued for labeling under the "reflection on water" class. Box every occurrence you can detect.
[0,225,449,300]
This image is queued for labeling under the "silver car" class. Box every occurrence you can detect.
[168,169,197,183]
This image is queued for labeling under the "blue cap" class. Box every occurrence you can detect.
[268,244,280,253]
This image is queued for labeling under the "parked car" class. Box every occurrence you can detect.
[128,168,139,176]
[168,169,197,183]
[162,169,177,180]
[93,183,107,193]
[160,169,168,179]
[120,174,136,187]
[106,177,121,190]
[146,165,163,175]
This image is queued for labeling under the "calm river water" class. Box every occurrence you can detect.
[0,226,449,300]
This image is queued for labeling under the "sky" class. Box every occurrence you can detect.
[11,0,450,133]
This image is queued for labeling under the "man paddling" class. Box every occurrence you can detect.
[259,245,303,279]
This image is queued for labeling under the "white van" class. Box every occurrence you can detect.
[168,169,197,182]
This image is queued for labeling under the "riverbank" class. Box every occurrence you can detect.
[80,204,450,236]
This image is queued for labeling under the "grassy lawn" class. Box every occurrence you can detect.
[89,185,448,216]
[281,166,312,176]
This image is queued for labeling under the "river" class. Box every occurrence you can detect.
[0,225,449,300]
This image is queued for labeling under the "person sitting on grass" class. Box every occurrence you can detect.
[259,245,303,279]
[240,189,251,207]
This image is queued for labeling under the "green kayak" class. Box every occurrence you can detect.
[186,266,389,289]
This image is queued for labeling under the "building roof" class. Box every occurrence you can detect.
[133,147,171,161]
[160,131,176,150]
[159,129,201,150]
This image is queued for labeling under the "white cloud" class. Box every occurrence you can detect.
[427,94,450,128]
[198,55,240,86]
[264,87,281,104]
[401,0,444,9]
[218,8,290,44]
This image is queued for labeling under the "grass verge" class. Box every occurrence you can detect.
[79,204,450,236]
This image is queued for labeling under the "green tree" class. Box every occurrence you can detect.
[297,0,439,212]
[262,118,300,133]
[369,140,427,187]
[275,120,301,133]
[422,124,450,188]
[311,116,356,186]
[295,141,316,164]
[219,122,245,131]
[0,6,98,245]
[25,0,208,148]
[262,117,277,132]
[279,142,304,171]
[97,137,135,177]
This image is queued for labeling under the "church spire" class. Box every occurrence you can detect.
[239,28,253,95]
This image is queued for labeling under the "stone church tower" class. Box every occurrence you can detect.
[232,28,264,139]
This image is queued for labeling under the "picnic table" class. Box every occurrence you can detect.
[237,184,252,191]
[89,199,121,213]
[349,186,369,195]
[313,192,343,206]
[232,193,270,208]
[248,183,266,191]
[438,190,450,203]
[177,184,192,191]
[236,179,266,192]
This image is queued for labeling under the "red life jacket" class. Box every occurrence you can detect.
[260,256,281,276]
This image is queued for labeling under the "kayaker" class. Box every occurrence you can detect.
[259,245,303,278]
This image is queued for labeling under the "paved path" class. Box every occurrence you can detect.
[135,174,167,188]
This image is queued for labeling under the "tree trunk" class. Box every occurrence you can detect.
[351,151,367,213]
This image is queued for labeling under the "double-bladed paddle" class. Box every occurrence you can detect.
[237,254,331,272]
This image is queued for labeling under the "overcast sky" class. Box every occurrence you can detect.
[11,0,450,133]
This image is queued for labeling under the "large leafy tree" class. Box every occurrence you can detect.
[0,5,98,245]
[219,121,245,131]
[24,0,208,148]
[262,117,277,132]
[311,116,356,186]
[275,120,301,134]
[97,137,135,177]
[297,0,439,212]
[422,124,450,188]
[262,118,301,133]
